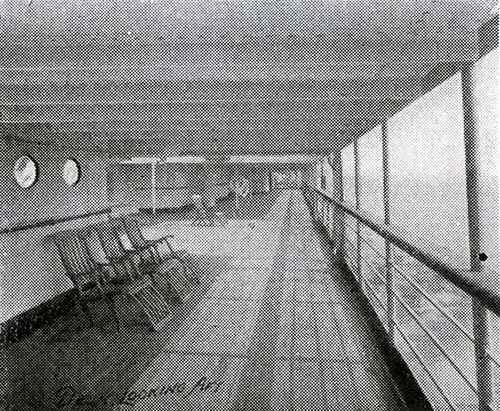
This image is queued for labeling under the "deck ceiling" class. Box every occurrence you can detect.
[0,0,496,157]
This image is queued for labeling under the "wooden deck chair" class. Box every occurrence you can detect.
[93,221,192,304]
[54,231,171,331]
[121,215,200,284]
[192,194,209,226]
[192,194,225,226]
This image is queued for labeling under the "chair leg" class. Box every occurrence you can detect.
[161,264,191,303]
[103,295,121,332]
[78,299,94,328]
[148,272,180,305]
[165,283,178,306]
[184,259,200,284]
[129,286,172,331]
[176,255,200,284]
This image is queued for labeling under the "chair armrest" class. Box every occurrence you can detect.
[145,235,173,245]
[151,237,176,254]
[126,244,151,253]
[80,270,110,293]
[107,255,127,262]
[123,248,144,256]
[95,261,113,269]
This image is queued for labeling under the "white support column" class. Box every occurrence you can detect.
[462,64,495,411]
[151,161,157,215]
[382,120,394,342]
[330,152,344,263]
[354,139,363,289]
[354,139,362,285]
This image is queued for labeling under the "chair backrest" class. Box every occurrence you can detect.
[54,231,99,292]
[121,216,148,249]
[84,224,139,283]
[82,228,109,264]
[94,222,126,260]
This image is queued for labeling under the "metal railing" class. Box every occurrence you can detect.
[303,186,499,411]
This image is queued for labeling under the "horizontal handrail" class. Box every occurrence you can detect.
[344,223,474,338]
[0,209,111,235]
[345,249,458,409]
[306,187,500,317]
[343,233,478,394]
[344,221,500,368]
[0,202,132,235]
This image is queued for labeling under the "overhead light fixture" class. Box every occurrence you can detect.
[121,156,160,164]
[121,156,206,164]
[229,155,319,164]
[161,156,206,164]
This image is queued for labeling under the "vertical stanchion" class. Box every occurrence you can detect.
[328,152,344,263]
[462,63,494,411]
[338,155,345,263]
[354,139,362,286]
[151,161,157,215]
[382,120,394,342]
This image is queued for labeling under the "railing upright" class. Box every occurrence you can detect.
[462,63,496,411]
[354,139,362,287]
[382,120,394,342]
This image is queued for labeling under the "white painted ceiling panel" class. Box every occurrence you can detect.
[0,0,491,41]
[0,0,496,156]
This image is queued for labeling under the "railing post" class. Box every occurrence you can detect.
[382,120,394,343]
[330,152,344,263]
[326,154,334,241]
[151,161,157,215]
[462,63,495,411]
[354,139,362,286]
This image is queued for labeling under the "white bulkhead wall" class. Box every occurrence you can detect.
[0,138,110,322]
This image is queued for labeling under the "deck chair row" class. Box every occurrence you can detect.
[53,216,200,332]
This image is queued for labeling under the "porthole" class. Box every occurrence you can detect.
[13,155,38,188]
[63,158,80,186]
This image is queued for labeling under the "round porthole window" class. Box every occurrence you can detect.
[63,158,80,186]
[14,155,38,188]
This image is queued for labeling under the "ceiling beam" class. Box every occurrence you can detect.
[1,118,380,134]
[0,122,368,155]
[0,0,488,44]
[106,130,362,157]
[0,38,478,70]
[0,78,422,102]
[0,65,428,85]
[111,162,311,176]
[0,99,401,123]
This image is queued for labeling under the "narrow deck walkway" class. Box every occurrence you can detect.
[2,190,405,411]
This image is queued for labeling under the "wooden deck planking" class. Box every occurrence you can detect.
[292,359,325,410]
[293,301,319,360]
[322,362,360,410]
[3,191,406,411]
[274,303,294,359]
[315,303,348,362]
[269,359,293,411]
